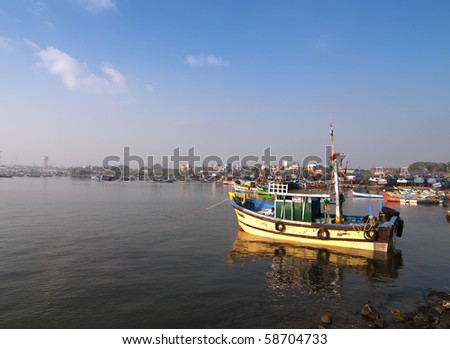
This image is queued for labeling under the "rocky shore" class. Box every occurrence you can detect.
[319,289,450,329]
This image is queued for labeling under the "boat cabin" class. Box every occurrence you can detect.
[270,183,331,223]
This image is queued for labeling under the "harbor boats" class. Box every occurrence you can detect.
[27,170,42,178]
[222,176,234,185]
[426,176,438,186]
[369,167,387,185]
[91,174,115,181]
[229,126,404,254]
[160,178,176,183]
[396,167,411,185]
[383,188,443,205]
[396,178,409,185]
[150,176,176,183]
[255,183,274,197]
[233,181,258,193]
[351,190,383,199]
[413,175,425,185]
[377,178,388,185]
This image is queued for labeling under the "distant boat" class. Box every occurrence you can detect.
[396,178,408,185]
[369,167,387,185]
[27,171,41,178]
[377,178,387,185]
[352,190,383,199]
[91,174,114,182]
[413,175,425,185]
[222,177,234,185]
[0,173,13,178]
[150,176,176,183]
[233,181,258,193]
[255,183,274,197]
[160,178,176,183]
[383,189,441,205]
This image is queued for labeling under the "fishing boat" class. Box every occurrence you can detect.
[351,190,383,199]
[229,126,404,253]
[27,171,42,178]
[427,176,438,186]
[255,183,274,197]
[383,190,441,205]
[396,168,411,185]
[91,174,114,181]
[396,178,408,185]
[413,175,425,185]
[150,176,176,183]
[160,178,176,183]
[369,167,388,185]
[233,181,258,193]
[222,176,234,185]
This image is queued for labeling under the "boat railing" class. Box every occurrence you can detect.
[268,183,289,195]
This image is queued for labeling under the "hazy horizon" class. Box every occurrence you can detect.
[1,1,449,169]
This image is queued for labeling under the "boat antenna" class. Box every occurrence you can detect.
[330,120,342,223]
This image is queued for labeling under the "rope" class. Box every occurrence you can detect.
[203,198,229,211]
[166,197,229,220]
[363,217,377,232]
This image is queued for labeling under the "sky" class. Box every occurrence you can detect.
[0,0,449,169]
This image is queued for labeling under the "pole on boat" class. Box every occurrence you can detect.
[330,121,342,223]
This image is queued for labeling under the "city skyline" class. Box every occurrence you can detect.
[1,0,449,168]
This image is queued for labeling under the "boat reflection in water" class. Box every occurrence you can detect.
[228,230,403,295]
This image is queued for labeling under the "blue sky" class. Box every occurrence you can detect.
[0,0,449,168]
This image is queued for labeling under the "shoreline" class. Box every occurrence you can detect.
[319,289,450,329]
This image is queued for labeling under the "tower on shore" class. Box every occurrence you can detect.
[43,156,49,169]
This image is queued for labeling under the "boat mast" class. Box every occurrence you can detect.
[330,121,342,223]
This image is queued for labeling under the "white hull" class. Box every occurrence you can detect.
[230,199,397,253]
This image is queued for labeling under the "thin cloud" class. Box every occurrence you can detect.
[186,53,230,67]
[145,84,154,93]
[0,36,15,52]
[36,46,127,95]
[29,1,47,16]
[78,0,116,12]
[24,38,41,50]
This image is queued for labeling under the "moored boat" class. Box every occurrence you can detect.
[413,175,425,185]
[222,176,234,185]
[396,178,408,185]
[229,126,403,254]
[229,185,402,253]
[255,183,275,197]
[352,190,383,199]
[233,181,258,193]
[383,189,441,205]
[91,174,115,181]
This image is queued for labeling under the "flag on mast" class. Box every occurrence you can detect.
[330,121,336,160]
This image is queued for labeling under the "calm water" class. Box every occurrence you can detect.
[0,177,449,328]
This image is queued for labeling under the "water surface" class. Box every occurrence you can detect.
[0,178,448,328]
